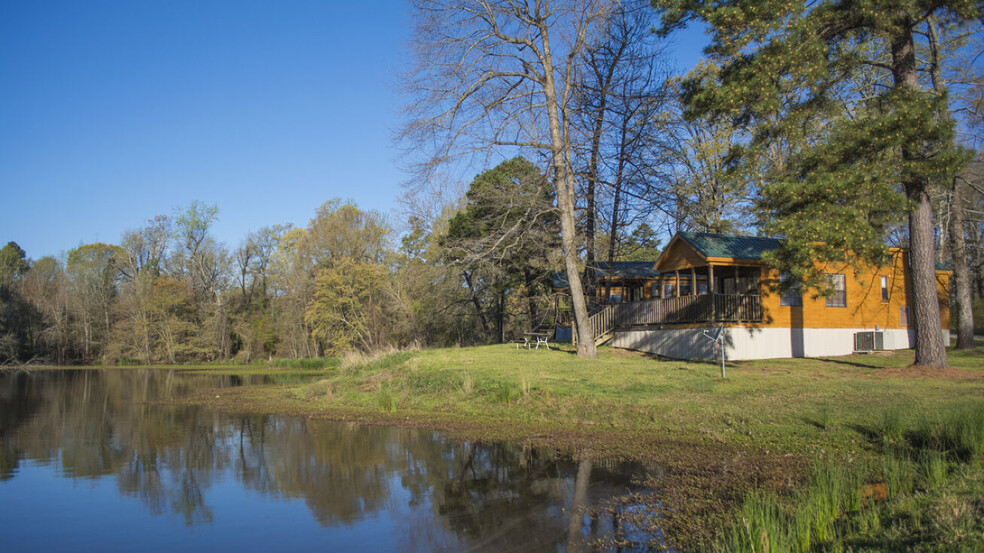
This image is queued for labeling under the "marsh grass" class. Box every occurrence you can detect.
[482,379,520,404]
[911,402,984,461]
[296,379,335,400]
[882,447,915,499]
[716,399,984,552]
[880,406,906,445]
[457,373,474,396]
[376,387,396,413]
[270,357,340,370]
[816,403,832,431]
[722,491,788,553]
[918,450,949,490]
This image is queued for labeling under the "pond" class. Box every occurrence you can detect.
[0,369,667,552]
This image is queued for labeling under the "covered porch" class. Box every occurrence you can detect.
[585,265,764,344]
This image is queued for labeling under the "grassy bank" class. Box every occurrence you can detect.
[168,343,984,550]
[196,344,984,455]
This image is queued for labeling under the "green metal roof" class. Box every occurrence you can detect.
[551,261,659,289]
[678,232,781,260]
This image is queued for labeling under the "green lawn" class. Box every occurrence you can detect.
[209,344,983,457]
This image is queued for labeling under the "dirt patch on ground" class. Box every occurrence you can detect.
[872,365,984,379]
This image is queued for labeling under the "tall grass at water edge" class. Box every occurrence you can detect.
[268,357,340,370]
[714,401,984,552]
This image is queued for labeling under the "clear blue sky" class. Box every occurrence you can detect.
[0,1,709,259]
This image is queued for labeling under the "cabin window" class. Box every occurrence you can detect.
[698,281,708,295]
[779,272,803,307]
[651,283,659,298]
[825,274,847,307]
[608,292,622,304]
[881,276,889,301]
[663,281,675,297]
[680,280,693,296]
[900,305,908,326]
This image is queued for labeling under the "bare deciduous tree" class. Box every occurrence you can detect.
[402,0,617,358]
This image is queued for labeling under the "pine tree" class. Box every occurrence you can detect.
[657,0,981,368]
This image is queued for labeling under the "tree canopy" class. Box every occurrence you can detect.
[656,0,982,367]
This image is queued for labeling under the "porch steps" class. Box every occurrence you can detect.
[594,331,613,347]
[587,305,617,346]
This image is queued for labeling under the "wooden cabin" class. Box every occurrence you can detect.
[551,261,660,341]
[551,261,661,304]
[588,232,951,360]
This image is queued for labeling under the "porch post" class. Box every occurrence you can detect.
[709,264,716,322]
[675,270,680,297]
[690,267,697,296]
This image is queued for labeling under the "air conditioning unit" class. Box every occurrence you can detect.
[854,331,885,353]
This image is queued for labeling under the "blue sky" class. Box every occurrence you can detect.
[0,1,709,259]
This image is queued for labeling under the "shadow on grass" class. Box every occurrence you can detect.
[809,356,889,370]
[802,416,827,431]
[847,423,882,445]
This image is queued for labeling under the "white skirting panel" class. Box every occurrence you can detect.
[610,326,945,361]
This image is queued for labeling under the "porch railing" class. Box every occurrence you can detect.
[613,294,762,327]
[560,294,763,340]
[587,305,617,342]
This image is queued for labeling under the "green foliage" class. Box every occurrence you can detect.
[657,0,980,293]
[618,223,663,261]
[0,241,28,290]
[376,387,396,413]
[444,156,557,267]
[299,199,390,269]
[305,256,388,355]
[442,156,560,340]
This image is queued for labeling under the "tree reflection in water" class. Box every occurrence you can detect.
[0,370,665,551]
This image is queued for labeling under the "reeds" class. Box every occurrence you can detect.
[268,356,340,370]
[713,400,984,552]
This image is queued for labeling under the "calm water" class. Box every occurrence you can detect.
[0,369,665,552]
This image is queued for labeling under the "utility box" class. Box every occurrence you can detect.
[853,331,884,353]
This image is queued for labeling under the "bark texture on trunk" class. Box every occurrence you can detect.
[948,182,975,350]
[891,22,948,368]
[927,17,975,351]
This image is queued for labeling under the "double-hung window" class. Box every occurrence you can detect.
[825,274,846,307]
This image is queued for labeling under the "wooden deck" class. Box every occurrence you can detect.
[584,294,763,345]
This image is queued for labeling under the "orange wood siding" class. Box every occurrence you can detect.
[655,239,706,272]
[755,250,950,329]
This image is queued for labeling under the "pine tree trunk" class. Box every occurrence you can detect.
[927,18,974,351]
[891,22,948,368]
[948,182,975,350]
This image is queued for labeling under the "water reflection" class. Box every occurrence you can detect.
[0,370,664,552]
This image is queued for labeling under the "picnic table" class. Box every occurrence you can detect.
[515,332,551,350]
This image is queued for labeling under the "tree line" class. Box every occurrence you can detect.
[2,0,983,366]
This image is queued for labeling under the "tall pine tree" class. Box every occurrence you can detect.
[657,0,980,368]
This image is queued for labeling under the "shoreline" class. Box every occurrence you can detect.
[13,344,984,550]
